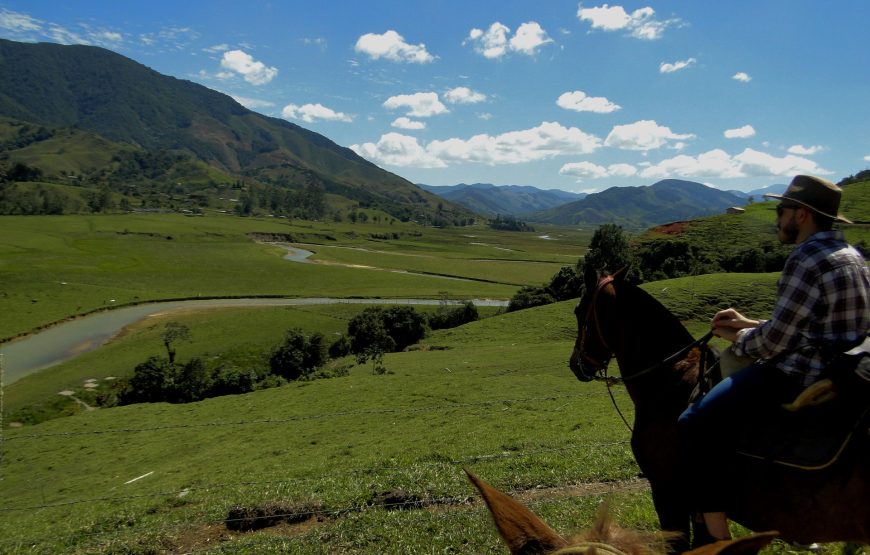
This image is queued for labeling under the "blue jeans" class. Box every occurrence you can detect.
[678,363,804,512]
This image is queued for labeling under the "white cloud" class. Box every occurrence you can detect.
[383,92,448,117]
[477,112,493,120]
[281,103,353,123]
[787,144,824,155]
[466,22,511,59]
[354,30,435,63]
[350,133,447,168]
[605,120,695,151]
[864,154,870,162]
[639,148,831,180]
[560,161,637,180]
[352,122,601,168]
[0,8,42,32]
[231,95,275,110]
[724,125,756,139]
[659,57,696,74]
[444,87,487,104]
[733,72,752,83]
[466,21,552,59]
[577,4,680,40]
[427,122,601,165]
[557,91,621,113]
[392,117,426,130]
[509,22,553,55]
[204,43,230,53]
[220,50,278,85]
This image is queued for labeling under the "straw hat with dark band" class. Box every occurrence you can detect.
[764,174,852,224]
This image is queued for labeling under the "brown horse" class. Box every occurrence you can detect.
[568,268,869,548]
[466,468,779,555]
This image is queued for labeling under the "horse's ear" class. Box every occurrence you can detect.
[465,468,568,555]
[683,531,779,555]
[612,266,630,283]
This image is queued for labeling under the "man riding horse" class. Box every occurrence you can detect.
[678,175,870,541]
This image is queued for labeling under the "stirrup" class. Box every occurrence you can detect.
[782,379,837,411]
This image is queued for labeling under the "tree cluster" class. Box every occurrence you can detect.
[109,303,479,405]
[488,214,534,232]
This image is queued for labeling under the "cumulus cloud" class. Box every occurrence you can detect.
[427,122,601,165]
[560,161,637,180]
[605,120,695,151]
[659,57,696,74]
[351,122,601,168]
[221,50,278,85]
[787,144,824,155]
[281,103,353,123]
[350,133,447,168]
[864,154,870,162]
[577,4,680,40]
[733,72,752,83]
[383,92,448,117]
[466,21,552,59]
[639,148,831,180]
[509,22,554,55]
[557,90,621,113]
[354,30,435,63]
[392,117,426,130]
[724,125,756,139]
[444,87,487,104]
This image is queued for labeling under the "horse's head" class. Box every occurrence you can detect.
[569,269,624,382]
[466,467,778,555]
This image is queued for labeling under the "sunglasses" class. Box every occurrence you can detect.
[776,203,801,217]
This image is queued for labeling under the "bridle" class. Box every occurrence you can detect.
[574,276,716,431]
[575,275,616,375]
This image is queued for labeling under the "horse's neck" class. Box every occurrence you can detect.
[613,284,696,387]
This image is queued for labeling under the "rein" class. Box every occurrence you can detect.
[603,330,715,433]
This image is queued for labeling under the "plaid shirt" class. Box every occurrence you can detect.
[734,230,870,386]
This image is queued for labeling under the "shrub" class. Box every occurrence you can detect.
[269,328,328,381]
[428,301,479,330]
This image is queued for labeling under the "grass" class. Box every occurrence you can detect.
[3,201,868,553]
[0,214,589,340]
[2,270,834,554]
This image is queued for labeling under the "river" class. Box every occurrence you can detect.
[0,297,508,384]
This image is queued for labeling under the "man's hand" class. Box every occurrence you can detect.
[711,308,760,342]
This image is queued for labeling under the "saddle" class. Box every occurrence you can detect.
[705,337,870,470]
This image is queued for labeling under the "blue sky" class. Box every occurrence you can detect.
[1,1,868,193]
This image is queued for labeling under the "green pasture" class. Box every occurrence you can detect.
[3,272,843,554]
[0,214,589,340]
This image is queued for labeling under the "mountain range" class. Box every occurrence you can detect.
[417,183,585,216]
[530,179,747,230]
[0,38,472,223]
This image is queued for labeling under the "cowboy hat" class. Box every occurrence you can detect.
[764,174,852,224]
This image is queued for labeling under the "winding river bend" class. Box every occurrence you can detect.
[0,297,508,384]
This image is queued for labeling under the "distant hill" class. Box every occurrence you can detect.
[0,38,471,223]
[532,179,746,230]
[418,183,585,217]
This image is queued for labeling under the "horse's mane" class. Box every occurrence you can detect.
[615,280,694,345]
[560,503,677,555]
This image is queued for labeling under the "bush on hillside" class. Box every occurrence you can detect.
[428,301,479,330]
[347,306,428,354]
[269,328,328,381]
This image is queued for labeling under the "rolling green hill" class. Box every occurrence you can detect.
[534,179,746,230]
[0,38,472,223]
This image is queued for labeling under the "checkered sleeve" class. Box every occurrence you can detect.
[734,248,819,359]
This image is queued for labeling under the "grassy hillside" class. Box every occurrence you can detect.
[0,272,789,554]
[0,39,472,223]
